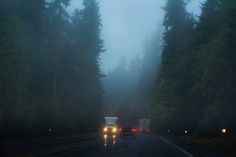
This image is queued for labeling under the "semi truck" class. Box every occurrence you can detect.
[103,117,118,139]
[139,118,150,132]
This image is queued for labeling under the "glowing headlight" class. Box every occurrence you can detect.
[221,128,227,134]
[112,127,117,133]
[103,127,108,132]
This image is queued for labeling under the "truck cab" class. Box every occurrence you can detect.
[103,117,118,139]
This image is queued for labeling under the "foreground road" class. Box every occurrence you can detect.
[63,134,235,157]
[2,134,234,157]
[64,134,193,157]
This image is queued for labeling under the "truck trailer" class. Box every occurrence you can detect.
[139,118,150,132]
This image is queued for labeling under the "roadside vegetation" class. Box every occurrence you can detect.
[152,0,236,138]
[0,0,104,137]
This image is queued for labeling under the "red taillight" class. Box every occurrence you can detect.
[131,128,137,132]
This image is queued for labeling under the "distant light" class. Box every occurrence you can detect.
[184,130,188,134]
[49,128,52,132]
[221,128,227,134]
[113,135,116,139]
[168,129,171,133]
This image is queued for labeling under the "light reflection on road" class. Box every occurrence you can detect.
[103,134,117,148]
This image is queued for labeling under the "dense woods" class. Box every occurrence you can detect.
[153,0,236,136]
[0,0,104,135]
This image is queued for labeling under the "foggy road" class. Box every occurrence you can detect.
[2,134,235,157]
[60,134,190,157]
[1,0,236,157]
[51,134,234,157]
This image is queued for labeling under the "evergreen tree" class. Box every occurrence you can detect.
[0,0,106,135]
[154,0,195,131]
[153,0,236,135]
[71,0,104,127]
[196,0,236,134]
[0,0,46,131]
[39,0,71,129]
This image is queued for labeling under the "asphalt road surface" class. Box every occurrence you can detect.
[2,134,234,157]
[59,134,195,157]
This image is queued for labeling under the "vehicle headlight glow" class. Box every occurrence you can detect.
[112,127,117,133]
[103,127,108,132]
[221,128,227,134]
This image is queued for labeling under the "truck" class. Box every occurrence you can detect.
[139,118,150,132]
[103,117,118,139]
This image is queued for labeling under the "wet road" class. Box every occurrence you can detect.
[3,134,234,157]
[63,134,193,157]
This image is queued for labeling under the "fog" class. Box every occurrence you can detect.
[69,0,204,73]
[67,0,205,121]
[1,0,236,153]
[99,0,166,73]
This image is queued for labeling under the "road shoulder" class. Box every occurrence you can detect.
[161,134,236,157]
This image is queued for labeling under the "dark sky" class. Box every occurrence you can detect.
[69,0,204,73]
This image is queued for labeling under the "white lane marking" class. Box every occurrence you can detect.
[118,148,125,153]
[158,136,194,157]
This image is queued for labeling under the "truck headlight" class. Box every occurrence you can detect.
[103,127,108,132]
[112,127,117,133]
